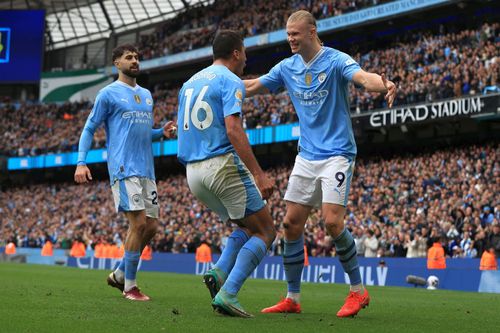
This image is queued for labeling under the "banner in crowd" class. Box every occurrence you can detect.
[40,69,112,103]
[353,93,500,128]
[63,253,500,294]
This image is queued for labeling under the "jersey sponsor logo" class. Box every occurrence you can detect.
[134,95,141,104]
[146,98,153,105]
[318,72,327,83]
[122,111,152,119]
[235,89,243,101]
[122,111,152,124]
[305,72,313,86]
[345,58,356,66]
[292,89,329,106]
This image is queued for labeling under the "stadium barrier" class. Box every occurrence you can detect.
[2,247,498,293]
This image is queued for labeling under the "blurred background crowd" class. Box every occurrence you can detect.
[1,22,497,157]
[2,143,498,259]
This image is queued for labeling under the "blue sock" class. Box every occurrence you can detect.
[283,234,304,293]
[215,229,249,279]
[334,228,362,286]
[118,258,125,272]
[124,250,141,290]
[222,236,267,295]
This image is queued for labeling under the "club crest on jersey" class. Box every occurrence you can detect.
[318,72,327,83]
[146,98,152,105]
[305,73,313,86]
[132,194,141,204]
[235,89,243,101]
[134,95,141,104]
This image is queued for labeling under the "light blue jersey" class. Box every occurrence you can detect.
[77,80,163,183]
[259,47,361,160]
[177,64,245,165]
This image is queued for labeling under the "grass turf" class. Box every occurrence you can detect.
[0,262,498,333]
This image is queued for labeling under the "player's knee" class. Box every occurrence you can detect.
[256,219,276,246]
[283,216,295,230]
[145,220,159,235]
[261,227,277,247]
[283,217,303,237]
[324,219,343,238]
[130,219,147,234]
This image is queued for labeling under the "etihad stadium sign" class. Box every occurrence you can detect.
[357,94,499,128]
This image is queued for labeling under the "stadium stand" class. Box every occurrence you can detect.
[0,0,499,265]
[1,22,497,156]
[1,143,498,259]
[138,0,395,60]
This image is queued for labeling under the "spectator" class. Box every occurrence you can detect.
[1,143,498,260]
[427,237,447,269]
[2,23,498,156]
[479,246,498,270]
[364,229,378,257]
[488,223,500,258]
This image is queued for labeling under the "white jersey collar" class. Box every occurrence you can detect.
[300,47,325,69]
[115,80,140,91]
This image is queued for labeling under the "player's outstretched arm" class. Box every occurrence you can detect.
[243,78,270,98]
[225,114,274,199]
[352,70,397,107]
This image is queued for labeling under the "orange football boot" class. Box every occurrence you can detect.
[336,288,370,318]
[261,297,301,314]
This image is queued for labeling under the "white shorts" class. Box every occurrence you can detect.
[111,176,159,218]
[284,155,355,207]
[186,152,265,222]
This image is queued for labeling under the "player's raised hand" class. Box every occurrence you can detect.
[381,73,396,108]
[74,165,93,183]
[255,172,275,200]
[163,120,177,139]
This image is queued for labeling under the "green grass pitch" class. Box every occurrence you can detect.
[1,262,499,333]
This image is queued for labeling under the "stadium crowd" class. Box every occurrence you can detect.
[1,22,497,157]
[138,0,392,60]
[1,143,499,260]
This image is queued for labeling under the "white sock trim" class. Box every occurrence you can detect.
[124,279,137,292]
[286,292,300,303]
[114,268,124,283]
[350,283,364,293]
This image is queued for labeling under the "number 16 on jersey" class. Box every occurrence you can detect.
[183,85,213,131]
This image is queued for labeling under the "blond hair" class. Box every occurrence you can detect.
[288,10,317,26]
[287,10,322,45]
